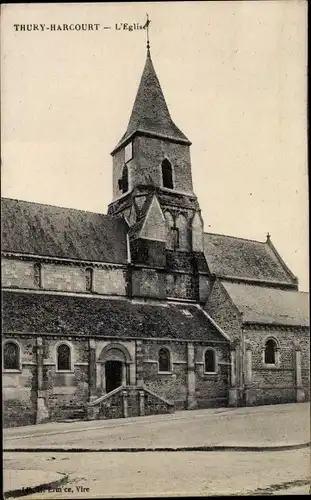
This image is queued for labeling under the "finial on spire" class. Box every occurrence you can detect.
[266,232,271,242]
[144,13,151,54]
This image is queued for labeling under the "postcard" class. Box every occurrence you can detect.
[2,2,309,498]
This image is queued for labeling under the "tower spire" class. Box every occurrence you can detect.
[111,26,191,155]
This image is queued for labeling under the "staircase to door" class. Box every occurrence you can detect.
[87,386,175,420]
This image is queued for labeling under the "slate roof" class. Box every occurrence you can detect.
[112,51,190,153]
[204,233,296,285]
[1,198,128,264]
[2,291,228,342]
[222,282,309,327]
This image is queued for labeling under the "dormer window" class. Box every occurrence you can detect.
[162,159,173,189]
[125,142,133,163]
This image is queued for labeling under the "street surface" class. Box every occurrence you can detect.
[3,403,310,497]
[4,403,310,450]
[4,449,310,497]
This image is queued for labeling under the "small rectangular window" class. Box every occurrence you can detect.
[85,268,93,292]
[34,263,42,288]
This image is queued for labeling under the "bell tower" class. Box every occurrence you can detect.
[108,38,209,301]
[109,47,194,199]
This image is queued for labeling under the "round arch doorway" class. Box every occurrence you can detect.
[98,344,132,394]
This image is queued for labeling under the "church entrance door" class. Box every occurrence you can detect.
[105,360,122,393]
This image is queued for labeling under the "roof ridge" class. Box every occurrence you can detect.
[204,231,266,245]
[1,197,117,220]
[223,281,308,294]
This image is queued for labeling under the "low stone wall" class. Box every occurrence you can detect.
[3,398,37,427]
[98,389,124,420]
[245,387,296,406]
[143,389,175,416]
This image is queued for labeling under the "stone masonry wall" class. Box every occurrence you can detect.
[93,268,126,296]
[42,264,86,292]
[112,146,135,199]
[3,336,37,427]
[143,390,175,416]
[2,258,127,297]
[166,273,197,300]
[133,136,194,194]
[2,259,36,289]
[142,340,229,410]
[45,365,89,421]
[142,341,188,409]
[132,268,166,299]
[43,338,89,421]
[194,343,230,408]
[244,325,310,405]
[205,279,242,342]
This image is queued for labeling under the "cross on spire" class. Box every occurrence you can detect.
[144,13,151,54]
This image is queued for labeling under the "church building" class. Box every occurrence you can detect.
[2,45,309,427]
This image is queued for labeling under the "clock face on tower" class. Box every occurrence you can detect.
[125,142,133,163]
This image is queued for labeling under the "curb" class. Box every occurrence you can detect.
[4,442,310,453]
[4,472,68,499]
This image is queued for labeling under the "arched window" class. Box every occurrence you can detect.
[158,348,171,373]
[162,159,173,189]
[3,341,20,370]
[85,267,93,292]
[204,349,216,373]
[57,344,71,371]
[264,339,277,365]
[118,165,129,194]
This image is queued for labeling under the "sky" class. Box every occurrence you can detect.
[1,1,308,291]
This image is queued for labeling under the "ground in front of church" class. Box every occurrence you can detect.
[3,403,310,498]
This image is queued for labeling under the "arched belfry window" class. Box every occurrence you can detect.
[264,339,277,365]
[118,165,129,194]
[3,341,20,370]
[204,348,216,373]
[162,159,173,189]
[57,343,71,371]
[158,347,171,373]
